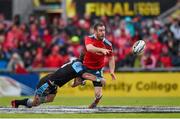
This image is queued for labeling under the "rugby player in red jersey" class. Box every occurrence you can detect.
[83,22,116,108]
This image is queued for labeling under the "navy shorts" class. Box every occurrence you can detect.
[85,67,103,87]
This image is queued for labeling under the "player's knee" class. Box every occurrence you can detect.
[46,95,55,102]
[95,87,102,97]
[95,92,102,99]
[34,102,41,106]
[48,98,54,102]
[32,100,41,106]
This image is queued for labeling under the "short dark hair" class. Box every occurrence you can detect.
[93,22,105,30]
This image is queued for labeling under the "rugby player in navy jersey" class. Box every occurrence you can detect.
[11,58,105,108]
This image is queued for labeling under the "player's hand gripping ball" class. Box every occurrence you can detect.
[132,40,146,55]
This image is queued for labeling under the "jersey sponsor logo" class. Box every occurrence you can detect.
[72,62,83,73]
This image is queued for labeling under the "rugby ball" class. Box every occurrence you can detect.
[132,40,146,54]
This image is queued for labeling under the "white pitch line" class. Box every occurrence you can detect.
[1,106,180,113]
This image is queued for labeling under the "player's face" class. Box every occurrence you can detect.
[95,26,105,40]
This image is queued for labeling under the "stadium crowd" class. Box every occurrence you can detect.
[0,13,179,73]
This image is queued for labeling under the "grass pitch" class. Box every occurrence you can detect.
[1,96,180,118]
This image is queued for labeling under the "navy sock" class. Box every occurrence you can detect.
[15,98,29,106]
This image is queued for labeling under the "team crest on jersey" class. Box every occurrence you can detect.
[96,71,100,74]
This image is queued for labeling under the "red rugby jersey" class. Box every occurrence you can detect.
[83,35,113,70]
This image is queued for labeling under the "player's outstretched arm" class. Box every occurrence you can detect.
[86,44,111,55]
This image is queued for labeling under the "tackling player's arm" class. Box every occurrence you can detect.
[71,72,106,87]
[82,72,106,86]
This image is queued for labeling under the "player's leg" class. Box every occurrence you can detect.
[11,98,33,108]
[11,74,57,108]
[88,86,102,108]
[11,89,57,108]
[32,94,56,106]
[11,94,56,108]
[11,96,39,108]
[88,82,103,108]
[83,69,104,108]
[44,94,56,103]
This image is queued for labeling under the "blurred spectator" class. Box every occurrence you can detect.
[133,14,142,35]
[29,14,37,25]
[159,25,174,45]
[0,13,11,28]
[4,25,21,50]
[170,18,180,57]
[67,36,83,57]
[23,51,33,68]
[13,14,21,26]
[45,45,63,68]
[159,45,172,68]
[19,23,28,40]
[115,28,132,67]
[58,18,67,33]
[29,23,39,42]
[78,19,86,29]
[39,16,47,37]
[141,51,157,69]
[170,18,180,42]
[125,17,135,38]
[50,17,59,35]
[32,53,44,68]
[76,19,89,44]
[172,50,180,67]
[0,22,5,44]
[52,31,68,51]
[7,53,27,74]
[166,39,178,55]
[146,35,162,61]
[117,53,136,68]
[0,45,8,69]
[66,18,78,37]
[0,13,179,70]
[43,28,52,47]
[153,20,164,36]
[0,13,4,22]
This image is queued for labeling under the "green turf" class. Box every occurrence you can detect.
[1,96,180,106]
[1,96,180,118]
[1,113,180,118]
